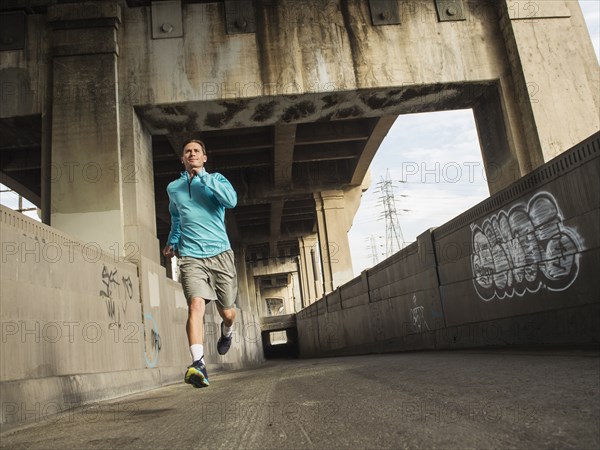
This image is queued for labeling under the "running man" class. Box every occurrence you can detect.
[162,139,238,388]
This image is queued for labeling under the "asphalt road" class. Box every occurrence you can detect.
[1,349,598,449]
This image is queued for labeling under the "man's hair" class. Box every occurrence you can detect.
[181,139,206,155]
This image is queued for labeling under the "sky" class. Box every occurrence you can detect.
[1,1,599,276]
[0,187,38,219]
[347,109,488,274]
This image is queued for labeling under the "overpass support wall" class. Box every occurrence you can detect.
[314,183,367,295]
[314,190,355,293]
[298,133,600,357]
[48,5,125,251]
[298,234,323,307]
[498,1,600,165]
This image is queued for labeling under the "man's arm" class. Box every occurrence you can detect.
[201,172,237,208]
[163,197,181,257]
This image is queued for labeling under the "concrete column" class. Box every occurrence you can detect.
[120,110,161,264]
[313,190,354,294]
[497,0,600,162]
[291,270,302,312]
[297,237,310,308]
[248,263,259,315]
[233,245,252,313]
[298,234,321,307]
[48,2,124,252]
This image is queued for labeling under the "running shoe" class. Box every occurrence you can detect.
[184,359,209,388]
[217,322,233,355]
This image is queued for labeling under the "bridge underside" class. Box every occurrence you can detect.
[1,83,498,254]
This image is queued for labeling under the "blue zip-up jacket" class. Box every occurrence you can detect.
[166,170,237,258]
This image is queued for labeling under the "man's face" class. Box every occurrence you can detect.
[182,142,207,172]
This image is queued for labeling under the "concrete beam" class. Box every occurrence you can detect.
[269,199,284,255]
[260,313,296,332]
[273,123,296,189]
[350,115,397,185]
[296,120,370,145]
[0,172,40,207]
[234,184,346,206]
[294,141,361,163]
[0,148,41,171]
[238,229,312,246]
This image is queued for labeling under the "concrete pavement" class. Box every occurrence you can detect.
[1,349,598,449]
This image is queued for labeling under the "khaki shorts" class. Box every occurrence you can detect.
[178,250,238,309]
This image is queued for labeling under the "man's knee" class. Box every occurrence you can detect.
[222,307,236,321]
[189,297,206,316]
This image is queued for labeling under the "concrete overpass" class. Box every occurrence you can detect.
[1,0,599,432]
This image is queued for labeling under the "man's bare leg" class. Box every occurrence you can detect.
[216,303,236,328]
[216,304,236,355]
[185,297,210,387]
[187,297,206,346]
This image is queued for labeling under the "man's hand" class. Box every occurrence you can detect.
[162,244,175,258]
[190,167,205,178]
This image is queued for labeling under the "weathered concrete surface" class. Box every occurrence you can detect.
[0,350,598,449]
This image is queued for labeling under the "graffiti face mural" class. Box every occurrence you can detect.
[471,192,584,301]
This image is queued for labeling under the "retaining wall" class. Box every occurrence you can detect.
[298,132,600,357]
[0,208,264,425]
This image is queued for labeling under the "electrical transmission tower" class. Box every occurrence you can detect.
[366,235,383,266]
[376,170,406,257]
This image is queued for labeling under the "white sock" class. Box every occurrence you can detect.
[222,323,233,338]
[190,344,204,363]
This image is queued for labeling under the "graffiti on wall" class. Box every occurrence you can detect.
[144,313,161,368]
[471,192,584,301]
[99,265,134,327]
[410,294,430,332]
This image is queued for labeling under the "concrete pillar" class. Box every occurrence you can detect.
[314,190,354,294]
[498,0,600,162]
[254,277,265,316]
[472,85,525,193]
[291,270,302,312]
[248,264,260,315]
[298,234,322,306]
[233,245,252,313]
[120,110,160,264]
[48,2,124,252]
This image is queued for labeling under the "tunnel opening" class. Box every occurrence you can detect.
[261,328,299,359]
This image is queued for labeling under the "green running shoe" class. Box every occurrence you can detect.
[184,359,209,388]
